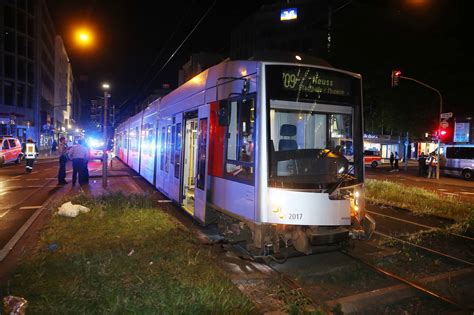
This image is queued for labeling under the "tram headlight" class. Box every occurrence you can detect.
[351,188,365,220]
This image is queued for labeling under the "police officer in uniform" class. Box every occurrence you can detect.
[57,136,69,185]
[22,138,38,173]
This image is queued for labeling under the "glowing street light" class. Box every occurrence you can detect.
[74,27,94,48]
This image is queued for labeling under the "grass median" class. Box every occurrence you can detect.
[1,192,256,314]
[365,179,474,227]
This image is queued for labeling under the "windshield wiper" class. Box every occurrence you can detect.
[327,164,355,195]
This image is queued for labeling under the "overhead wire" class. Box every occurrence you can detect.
[117,1,196,112]
[119,0,217,115]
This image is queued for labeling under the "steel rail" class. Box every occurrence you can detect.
[367,210,474,242]
[342,250,467,311]
[374,231,474,266]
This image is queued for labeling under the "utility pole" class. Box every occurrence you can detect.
[102,83,110,188]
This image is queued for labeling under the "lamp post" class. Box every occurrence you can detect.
[102,83,110,188]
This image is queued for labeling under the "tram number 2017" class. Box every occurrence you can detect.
[289,213,303,220]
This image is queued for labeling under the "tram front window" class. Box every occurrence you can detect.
[269,107,356,189]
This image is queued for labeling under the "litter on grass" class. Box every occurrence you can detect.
[3,295,28,315]
[57,201,90,217]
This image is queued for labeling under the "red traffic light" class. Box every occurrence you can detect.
[391,70,402,87]
[439,129,447,136]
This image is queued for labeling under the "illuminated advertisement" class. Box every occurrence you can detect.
[454,122,470,143]
[280,8,298,21]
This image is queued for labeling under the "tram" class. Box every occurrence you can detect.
[115,53,375,255]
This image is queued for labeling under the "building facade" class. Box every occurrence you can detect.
[1,0,79,151]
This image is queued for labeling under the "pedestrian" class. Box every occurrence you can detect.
[57,136,69,185]
[426,153,437,179]
[417,152,426,177]
[389,152,394,169]
[21,138,38,173]
[394,152,399,171]
[68,139,90,186]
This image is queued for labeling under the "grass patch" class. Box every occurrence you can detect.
[1,192,256,314]
[365,179,474,227]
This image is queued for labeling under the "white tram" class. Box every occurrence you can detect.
[115,54,375,255]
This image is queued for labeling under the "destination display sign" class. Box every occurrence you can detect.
[266,65,358,104]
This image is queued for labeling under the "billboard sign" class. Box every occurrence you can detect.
[454,122,470,143]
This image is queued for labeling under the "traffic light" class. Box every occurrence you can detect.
[438,127,449,142]
[391,70,401,87]
[435,124,450,143]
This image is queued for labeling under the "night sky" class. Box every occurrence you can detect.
[47,0,472,128]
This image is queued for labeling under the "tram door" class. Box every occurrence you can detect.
[194,105,210,223]
[182,111,198,214]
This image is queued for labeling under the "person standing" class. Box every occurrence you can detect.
[68,139,90,186]
[394,152,400,171]
[426,153,437,179]
[417,153,426,177]
[57,137,69,185]
[389,152,395,169]
[21,138,38,173]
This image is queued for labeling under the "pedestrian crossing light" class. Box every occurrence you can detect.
[391,70,401,87]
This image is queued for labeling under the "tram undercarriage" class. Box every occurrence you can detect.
[213,207,375,257]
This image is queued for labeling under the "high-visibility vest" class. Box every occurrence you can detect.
[25,143,36,159]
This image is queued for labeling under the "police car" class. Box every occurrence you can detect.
[0,136,22,165]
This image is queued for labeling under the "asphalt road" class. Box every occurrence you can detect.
[0,158,102,250]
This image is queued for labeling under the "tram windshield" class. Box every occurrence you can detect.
[265,64,363,189]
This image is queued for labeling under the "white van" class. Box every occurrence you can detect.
[439,144,474,180]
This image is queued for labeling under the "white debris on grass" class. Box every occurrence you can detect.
[127,249,135,256]
[57,201,90,217]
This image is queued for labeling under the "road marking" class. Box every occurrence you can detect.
[459,192,474,195]
[19,206,42,210]
[437,188,448,191]
[0,210,10,218]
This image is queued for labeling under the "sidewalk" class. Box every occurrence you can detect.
[366,164,474,202]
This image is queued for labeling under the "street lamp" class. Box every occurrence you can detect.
[102,83,110,188]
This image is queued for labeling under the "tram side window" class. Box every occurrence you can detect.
[225,98,255,182]
[197,118,208,190]
[171,125,176,164]
[165,125,172,172]
[174,123,182,178]
[130,127,139,151]
[160,127,165,171]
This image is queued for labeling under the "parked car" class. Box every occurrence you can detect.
[439,144,474,180]
[0,136,22,166]
[364,150,382,168]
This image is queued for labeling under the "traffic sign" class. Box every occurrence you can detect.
[440,120,449,128]
[440,112,453,119]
